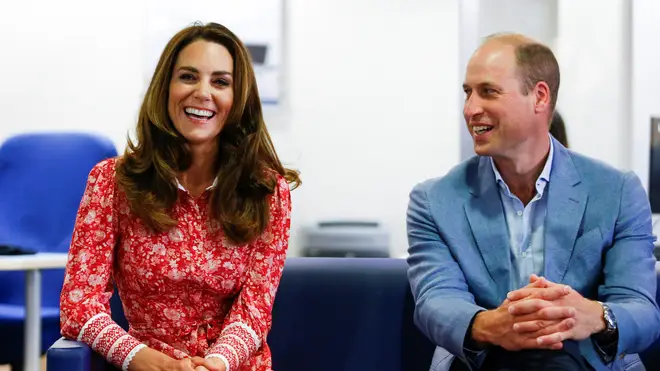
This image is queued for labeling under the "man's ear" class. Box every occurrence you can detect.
[533,81,551,114]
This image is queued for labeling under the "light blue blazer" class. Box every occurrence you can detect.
[406,137,660,371]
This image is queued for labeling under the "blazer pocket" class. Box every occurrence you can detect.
[570,227,604,276]
[622,356,643,371]
[574,226,603,250]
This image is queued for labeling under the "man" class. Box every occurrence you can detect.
[406,33,660,371]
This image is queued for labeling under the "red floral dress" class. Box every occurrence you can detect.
[59,158,291,371]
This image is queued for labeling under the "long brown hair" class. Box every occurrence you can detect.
[116,22,300,244]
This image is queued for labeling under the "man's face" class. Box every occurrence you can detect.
[462,42,539,159]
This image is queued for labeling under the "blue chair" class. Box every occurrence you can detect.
[45,259,660,371]
[0,132,117,370]
[47,258,436,371]
[640,262,660,368]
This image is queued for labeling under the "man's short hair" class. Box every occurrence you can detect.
[483,33,560,112]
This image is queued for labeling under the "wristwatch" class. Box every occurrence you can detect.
[597,301,618,336]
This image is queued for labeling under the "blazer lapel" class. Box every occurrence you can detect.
[543,139,587,283]
[464,157,512,300]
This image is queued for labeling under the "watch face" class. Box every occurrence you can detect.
[603,306,616,332]
[606,316,615,330]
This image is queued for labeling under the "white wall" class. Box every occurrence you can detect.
[3,0,656,256]
[459,0,558,161]
[0,0,145,153]
[478,0,557,45]
[555,0,632,170]
[0,0,461,257]
[457,0,638,176]
[631,0,660,194]
[282,0,460,256]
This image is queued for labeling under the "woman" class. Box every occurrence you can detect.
[60,22,300,371]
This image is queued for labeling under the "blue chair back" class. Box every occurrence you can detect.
[640,262,660,367]
[104,258,435,371]
[268,258,434,371]
[0,132,117,306]
[49,260,660,371]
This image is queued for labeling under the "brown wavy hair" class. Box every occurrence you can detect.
[116,22,300,244]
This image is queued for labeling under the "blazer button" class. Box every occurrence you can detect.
[619,353,626,360]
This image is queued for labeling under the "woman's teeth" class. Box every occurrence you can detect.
[185,107,215,119]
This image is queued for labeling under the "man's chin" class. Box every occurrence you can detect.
[473,144,493,157]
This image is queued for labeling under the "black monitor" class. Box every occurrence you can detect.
[649,117,660,213]
[246,44,268,65]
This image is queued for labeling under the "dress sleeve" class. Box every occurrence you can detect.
[59,159,146,371]
[205,175,292,371]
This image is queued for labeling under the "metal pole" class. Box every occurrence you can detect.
[24,269,42,371]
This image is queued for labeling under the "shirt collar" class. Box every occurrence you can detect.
[175,177,218,192]
[490,134,554,193]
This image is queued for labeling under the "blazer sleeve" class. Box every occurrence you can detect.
[590,172,660,359]
[406,181,487,368]
[204,175,292,371]
[59,159,146,371]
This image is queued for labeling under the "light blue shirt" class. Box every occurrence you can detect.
[490,137,554,290]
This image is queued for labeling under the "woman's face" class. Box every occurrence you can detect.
[168,39,234,149]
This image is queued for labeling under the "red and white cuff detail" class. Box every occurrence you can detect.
[221,322,261,350]
[207,322,261,370]
[77,313,145,371]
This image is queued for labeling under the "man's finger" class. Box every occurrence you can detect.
[507,277,554,300]
[508,299,553,315]
[507,287,546,301]
[507,284,571,302]
[536,285,572,301]
[520,334,564,350]
[532,318,575,338]
[513,319,556,333]
[548,341,564,350]
[536,330,572,346]
[529,275,548,287]
[513,316,575,334]
[511,307,575,328]
[537,306,576,320]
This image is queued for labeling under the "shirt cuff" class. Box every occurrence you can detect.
[77,313,145,371]
[462,310,489,368]
[463,346,489,368]
[591,333,618,364]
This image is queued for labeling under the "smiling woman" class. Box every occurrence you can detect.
[59,22,300,371]
[168,42,234,148]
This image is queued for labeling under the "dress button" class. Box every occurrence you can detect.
[522,251,527,258]
[517,211,523,216]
